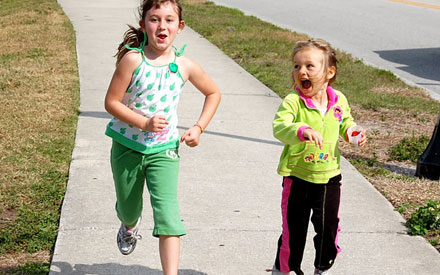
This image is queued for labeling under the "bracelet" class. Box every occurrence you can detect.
[194,123,204,133]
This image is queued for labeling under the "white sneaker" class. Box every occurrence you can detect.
[116,217,142,255]
[314,268,331,275]
[269,264,290,275]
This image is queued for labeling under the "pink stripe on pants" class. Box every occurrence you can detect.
[279,177,293,273]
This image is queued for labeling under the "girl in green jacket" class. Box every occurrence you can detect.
[271,39,366,275]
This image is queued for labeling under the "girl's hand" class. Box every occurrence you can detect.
[180,126,202,147]
[145,115,168,132]
[303,128,323,150]
[358,129,367,148]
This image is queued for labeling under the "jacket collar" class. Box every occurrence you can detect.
[296,86,339,112]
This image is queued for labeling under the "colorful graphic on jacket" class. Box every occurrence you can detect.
[304,152,329,163]
[333,106,343,124]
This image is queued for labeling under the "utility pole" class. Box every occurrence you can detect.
[416,113,440,180]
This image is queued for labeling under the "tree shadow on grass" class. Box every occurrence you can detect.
[345,153,417,177]
[50,261,207,275]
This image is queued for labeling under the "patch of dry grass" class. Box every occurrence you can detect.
[0,251,50,274]
[0,0,79,272]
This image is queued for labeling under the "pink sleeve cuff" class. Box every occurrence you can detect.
[297,126,312,141]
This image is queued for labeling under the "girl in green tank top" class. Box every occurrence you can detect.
[104,1,221,274]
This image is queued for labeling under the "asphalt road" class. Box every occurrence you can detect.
[211,0,440,101]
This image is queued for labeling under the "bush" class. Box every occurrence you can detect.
[406,200,440,235]
[389,135,430,163]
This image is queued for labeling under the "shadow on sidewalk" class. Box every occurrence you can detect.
[79,111,112,119]
[76,113,283,146]
[50,261,207,275]
[177,126,283,146]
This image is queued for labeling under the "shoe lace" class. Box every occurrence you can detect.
[122,231,142,244]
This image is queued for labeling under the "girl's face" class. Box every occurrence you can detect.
[292,47,335,97]
[141,2,185,53]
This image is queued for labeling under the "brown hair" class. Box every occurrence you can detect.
[115,0,183,65]
[292,39,338,85]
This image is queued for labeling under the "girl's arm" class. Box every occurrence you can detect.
[339,93,367,148]
[179,57,221,147]
[104,52,168,132]
[273,97,310,145]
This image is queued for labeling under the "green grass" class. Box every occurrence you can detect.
[6,263,49,275]
[348,155,391,178]
[0,0,79,271]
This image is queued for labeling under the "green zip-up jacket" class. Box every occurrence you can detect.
[273,86,356,183]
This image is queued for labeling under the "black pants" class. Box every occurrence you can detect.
[275,174,342,275]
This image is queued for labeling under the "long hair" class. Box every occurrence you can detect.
[115,0,183,66]
[292,39,338,85]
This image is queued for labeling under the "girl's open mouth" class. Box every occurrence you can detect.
[301,79,312,89]
[158,34,167,40]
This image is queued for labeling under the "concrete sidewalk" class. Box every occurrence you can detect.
[51,0,440,274]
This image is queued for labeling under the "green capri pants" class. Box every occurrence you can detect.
[110,141,186,237]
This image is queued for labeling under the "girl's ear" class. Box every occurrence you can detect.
[177,20,185,33]
[139,20,145,32]
[327,66,336,80]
